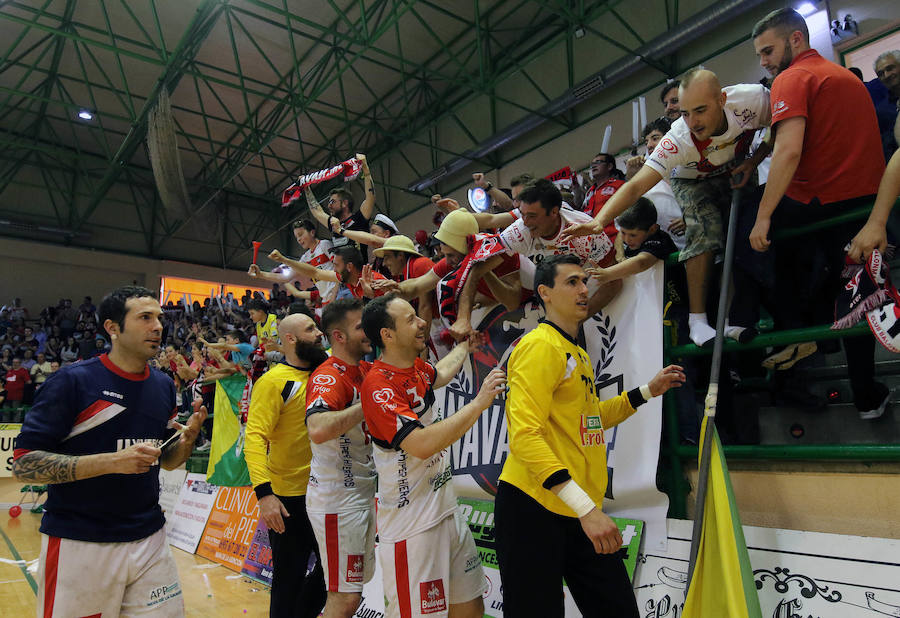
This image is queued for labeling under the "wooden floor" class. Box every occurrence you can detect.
[0,480,272,617]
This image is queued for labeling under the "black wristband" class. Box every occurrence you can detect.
[254,482,274,500]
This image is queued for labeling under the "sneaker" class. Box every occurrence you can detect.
[725,326,758,344]
[859,389,891,420]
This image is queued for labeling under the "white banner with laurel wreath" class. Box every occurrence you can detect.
[436,262,669,551]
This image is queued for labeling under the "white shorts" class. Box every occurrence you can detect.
[36,526,184,618]
[309,507,376,593]
[378,508,486,618]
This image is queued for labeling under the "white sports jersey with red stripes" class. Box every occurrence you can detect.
[305,356,377,513]
[301,239,337,301]
[499,206,614,295]
[360,358,457,543]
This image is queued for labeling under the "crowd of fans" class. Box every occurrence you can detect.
[4,18,900,439]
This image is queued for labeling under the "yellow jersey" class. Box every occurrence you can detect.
[245,362,313,498]
[499,321,644,517]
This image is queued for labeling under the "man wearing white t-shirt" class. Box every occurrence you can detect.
[497,179,621,315]
[563,68,772,346]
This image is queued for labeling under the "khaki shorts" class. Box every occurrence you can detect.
[670,175,732,261]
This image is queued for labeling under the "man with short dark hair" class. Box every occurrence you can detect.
[302,154,377,258]
[872,50,900,160]
[750,7,889,420]
[578,152,625,221]
[495,254,684,617]
[268,246,386,300]
[360,294,505,618]
[660,80,681,121]
[13,285,206,618]
[305,298,376,618]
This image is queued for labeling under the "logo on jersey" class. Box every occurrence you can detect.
[372,388,394,404]
[346,555,364,583]
[102,390,124,400]
[420,580,447,614]
[773,100,788,115]
[659,137,678,153]
[600,186,616,195]
[580,414,606,447]
[312,373,337,386]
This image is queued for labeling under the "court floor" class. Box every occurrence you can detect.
[0,481,272,617]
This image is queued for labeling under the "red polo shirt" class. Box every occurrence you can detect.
[770,49,884,204]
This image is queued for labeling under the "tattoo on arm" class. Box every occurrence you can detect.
[12,450,78,483]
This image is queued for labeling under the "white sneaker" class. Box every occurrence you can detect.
[859,390,891,420]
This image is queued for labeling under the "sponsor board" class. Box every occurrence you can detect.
[196,485,260,571]
[166,472,219,554]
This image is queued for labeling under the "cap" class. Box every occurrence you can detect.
[372,213,399,234]
[373,235,422,258]
[434,209,477,254]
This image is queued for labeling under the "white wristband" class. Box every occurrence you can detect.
[556,480,595,518]
[639,383,653,402]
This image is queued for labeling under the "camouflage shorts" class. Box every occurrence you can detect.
[670,176,732,261]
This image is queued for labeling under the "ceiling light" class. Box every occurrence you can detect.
[797,2,817,17]
[78,109,93,121]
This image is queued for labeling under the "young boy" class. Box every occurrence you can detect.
[585,198,680,285]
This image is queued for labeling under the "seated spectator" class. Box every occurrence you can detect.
[3,357,30,408]
[59,336,79,364]
[30,352,54,390]
[20,348,36,371]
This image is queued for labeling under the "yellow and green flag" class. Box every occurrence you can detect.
[206,373,251,487]
[682,417,762,618]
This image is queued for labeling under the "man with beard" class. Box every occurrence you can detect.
[268,246,386,300]
[749,8,889,420]
[305,299,377,618]
[245,313,329,617]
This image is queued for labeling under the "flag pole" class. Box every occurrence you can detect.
[685,174,743,593]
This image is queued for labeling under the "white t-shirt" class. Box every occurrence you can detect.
[644,181,687,251]
[499,207,613,296]
[645,84,771,181]
[300,239,337,301]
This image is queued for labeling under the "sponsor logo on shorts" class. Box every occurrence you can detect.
[346,554,365,582]
[419,579,447,614]
[313,373,337,386]
[580,414,606,447]
[147,580,182,606]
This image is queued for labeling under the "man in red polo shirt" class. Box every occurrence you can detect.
[750,7,889,419]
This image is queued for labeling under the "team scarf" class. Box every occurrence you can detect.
[435,234,515,325]
[281,157,363,206]
[833,247,899,330]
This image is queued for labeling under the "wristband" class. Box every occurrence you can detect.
[640,383,653,401]
[556,480,595,518]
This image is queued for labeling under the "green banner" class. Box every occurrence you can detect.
[206,374,251,487]
[458,496,643,581]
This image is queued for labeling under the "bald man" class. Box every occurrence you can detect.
[563,68,772,347]
[245,313,329,617]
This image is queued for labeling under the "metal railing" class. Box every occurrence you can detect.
[660,198,900,518]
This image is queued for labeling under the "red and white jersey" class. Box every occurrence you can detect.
[360,358,456,542]
[301,239,337,301]
[499,206,614,295]
[645,84,770,181]
[306,356,376,513]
